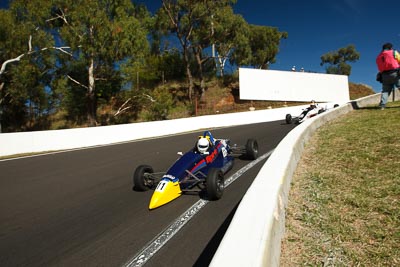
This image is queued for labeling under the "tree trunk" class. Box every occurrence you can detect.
[218,56,226,77]
[87,58,97,126]
[183,49,194,102]
[194,47,205,100]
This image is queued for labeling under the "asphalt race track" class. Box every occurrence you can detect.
[0,120,296,267]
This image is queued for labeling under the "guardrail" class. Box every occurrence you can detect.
[210,90,399,266]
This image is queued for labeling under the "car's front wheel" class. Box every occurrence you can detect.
[245,139,258,160]
[133,165,154,191]
[285,114,292,124]
[206,168,224,200]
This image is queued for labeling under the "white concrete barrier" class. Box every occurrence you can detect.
[210,90,399,267]
[0,105,306,158]
[239,68,350,103]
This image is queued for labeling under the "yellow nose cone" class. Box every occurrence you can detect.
[149,180,182,209]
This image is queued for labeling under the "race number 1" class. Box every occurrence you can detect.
[156,181,168,192]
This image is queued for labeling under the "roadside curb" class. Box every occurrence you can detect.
[210,90,399,267]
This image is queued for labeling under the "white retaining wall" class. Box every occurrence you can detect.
[239,68,350,103]
[210,90,400,266]
[0,105,304,158]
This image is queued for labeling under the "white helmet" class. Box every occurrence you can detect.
[197,137,209,154]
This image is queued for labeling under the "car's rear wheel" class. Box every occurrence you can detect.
[206,168,224,200]
[285,114,292,124]
[245,138,258,160]
[133,165,154,191]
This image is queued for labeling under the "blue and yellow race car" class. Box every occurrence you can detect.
[133,131,258,209]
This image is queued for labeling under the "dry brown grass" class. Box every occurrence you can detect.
[349,83,375,100]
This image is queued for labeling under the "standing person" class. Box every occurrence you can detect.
[376,43,400,109]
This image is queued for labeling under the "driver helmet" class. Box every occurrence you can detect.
[197,137,209,154]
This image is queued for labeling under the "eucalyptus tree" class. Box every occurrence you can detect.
[156,0,196,101]
[320,44,360,76]
[189,0,238,95]
[1,0,150,129]
[211,6,250,76]
[0,5,55,132]
[44,0,150,126]
[246,24,288,69]
[157,0,237,101]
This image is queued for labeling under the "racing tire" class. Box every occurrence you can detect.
[206,168,224,200]
[245,138,259,160]
[133,165,154,191]
[285,114,292,124]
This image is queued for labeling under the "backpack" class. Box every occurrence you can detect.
[376,49,399,72]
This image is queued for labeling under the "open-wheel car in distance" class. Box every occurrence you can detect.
[285,100,339,124]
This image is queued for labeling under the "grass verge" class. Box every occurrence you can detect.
[280,101,400,266]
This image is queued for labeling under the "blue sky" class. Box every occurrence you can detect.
[2,0,398,92]
[231,0,399,93]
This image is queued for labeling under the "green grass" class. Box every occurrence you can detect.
[281,102,400,266]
